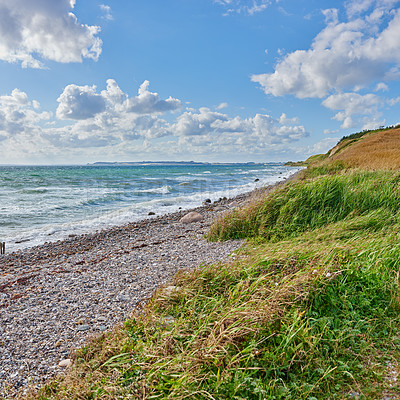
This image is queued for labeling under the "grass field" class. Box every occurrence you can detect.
[24,127,400,399]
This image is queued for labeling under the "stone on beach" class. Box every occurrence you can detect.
[76,324,90,332]
[58,359,72,368]
[179,211,203,223]
[162,285,180,296]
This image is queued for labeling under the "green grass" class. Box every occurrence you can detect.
[209,169,400,242]
[26,168,400,399]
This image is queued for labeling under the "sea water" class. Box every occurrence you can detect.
[0,163,301,252]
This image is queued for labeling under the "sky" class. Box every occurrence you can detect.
[0,0,400,164]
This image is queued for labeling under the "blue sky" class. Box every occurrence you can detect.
[0,0,400,164]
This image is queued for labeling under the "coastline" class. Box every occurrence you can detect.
[1,164,300,254]
[0,175,298,398]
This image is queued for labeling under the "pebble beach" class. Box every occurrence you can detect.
[0,193,255,398]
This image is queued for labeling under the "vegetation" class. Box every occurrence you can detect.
[285,154,327,167]
[208,169,400,241]
[23,127,400,399]
[337,124,400,145]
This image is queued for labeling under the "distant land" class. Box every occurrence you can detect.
[88,161,271,166]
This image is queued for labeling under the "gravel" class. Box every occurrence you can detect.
[0,197,247,398]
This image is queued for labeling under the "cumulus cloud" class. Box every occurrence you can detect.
[0,80,310,163]
[251,0,400,131]
[0,0,102,68]
[252,3,400,99]
[322,92,384,129]
[387,96,400,106]
[56,79,182,122]
[56,85,106,120]
[50,79,182,151]
[170,108,308,152]
[0,89,50,136]
[125,81,182,114]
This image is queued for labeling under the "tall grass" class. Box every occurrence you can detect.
[329,126,400,170]
[209,170,400,241]
[30,220,400,399]
[25,168,400,399]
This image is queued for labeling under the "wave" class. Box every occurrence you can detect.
[136,185,171,194]
[3,166,302,252]
[18,187,49,194]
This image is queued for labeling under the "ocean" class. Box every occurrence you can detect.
[0,163,301,252]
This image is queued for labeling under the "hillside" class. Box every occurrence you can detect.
[22,127,400,400]
[323,125,400,170]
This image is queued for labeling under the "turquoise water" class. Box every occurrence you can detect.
[0,163,300,251]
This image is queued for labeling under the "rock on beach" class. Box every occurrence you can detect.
[58,359,73,368]
[179,211,204,223]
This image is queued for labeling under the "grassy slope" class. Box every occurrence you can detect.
[23,128,400,399]
[327,126,400,170]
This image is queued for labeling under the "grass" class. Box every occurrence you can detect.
[308,126,400,170]
[208,169,400,242]
[336,124,400,145]
[21,164,400,399]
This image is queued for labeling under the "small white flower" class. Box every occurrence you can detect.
[326,272,332,278]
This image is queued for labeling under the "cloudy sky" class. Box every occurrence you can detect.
[0,0,400,164]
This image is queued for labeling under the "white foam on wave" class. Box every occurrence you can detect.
[136,185,171,194]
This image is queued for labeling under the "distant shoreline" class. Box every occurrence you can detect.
[0,161,285,167]
[88,161,278,166]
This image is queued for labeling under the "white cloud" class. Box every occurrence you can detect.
[279,113,299,125]
[56,85,106,120]
[0,81,310,163]
[375,82,389,91]
[49,80,182,151]
[345,0,400,18]
[216,102,228,110]
[100,4,113,21]
[125,81,182,114]
[322,92,383,129]
[387,96,400,105]
[170,108,308,150]
[323,128,339,135]
[0,89,50,136]
[0,0,102,68]
[251,1,400,133]
[301,137,340,156]
[214,0,272,15]
[252,5,400,99]
[322,8,339,24]
[57,79,182,122]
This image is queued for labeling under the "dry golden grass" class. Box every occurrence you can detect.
[329,126,400,169]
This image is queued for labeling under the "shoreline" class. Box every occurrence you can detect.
[0,174,300,398]
[2,166,301,254]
